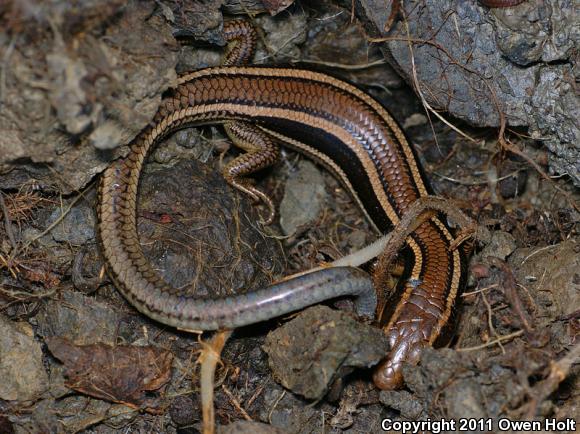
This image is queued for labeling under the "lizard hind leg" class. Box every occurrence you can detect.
[222,121,281,225]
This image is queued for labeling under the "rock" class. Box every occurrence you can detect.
[263,305,388,400]
[379,390,424,419]
[256,383,330,432]
[36,290,120,345]
[510,240,580,318]
[444,379,487,420]
[47,201,95,245]
[353,0,580,186]
[0,0,179,193]
[279,160,327,235]
[0,315,48,402]
[480,231,517,262]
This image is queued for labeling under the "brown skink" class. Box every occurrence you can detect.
[98,20,467,390]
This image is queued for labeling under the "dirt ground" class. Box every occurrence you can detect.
[0,1,578,433]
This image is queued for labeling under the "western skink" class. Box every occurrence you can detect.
[98,20,466,390]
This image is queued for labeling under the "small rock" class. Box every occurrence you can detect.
[403,113,428,129]
[170,395,199,427]
[346,229,368,251]
[480,231,516,262]
[341,403,386,433]
[404,348,463,394]
[36,290,120,345]
[106,403,140,426]
[379,390,424,419]
[279,160,327,235]
[263,305,389,400]
[89,120,125,151]
[48,364,70,399]
[11,399,58,433]
[255,12,307,61]
[510,240,580,317]
[47,201,95,245]
[444,379,487,420]
[137,159,283,295]
[0,315,48,402]
[498,160,527,199]
[256,383,325,432]
[53,396,112,433]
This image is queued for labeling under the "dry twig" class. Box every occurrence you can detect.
[524,342,580,418]
[198,330,233,434]
[457,330,524,352]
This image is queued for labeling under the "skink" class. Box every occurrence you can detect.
[98,20,466,390]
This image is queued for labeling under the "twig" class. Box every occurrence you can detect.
[457,330,524,352]
[433,168,525,186]
[245,384,265,409]
[524,342,580,418]
[198,330,233,434]
[0,252,18,278]
[481,291,504,353]
[267,390,286,424]
[221,385,252,421]
[461,283,498,297]
[8,191,85,260]
[0,285,57,302]
[0,191,17,249]
[520,244,557,266]
[383,0,401,32]
[489,257,533,333]
[290,58,386,70]
[500,140,579,213]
